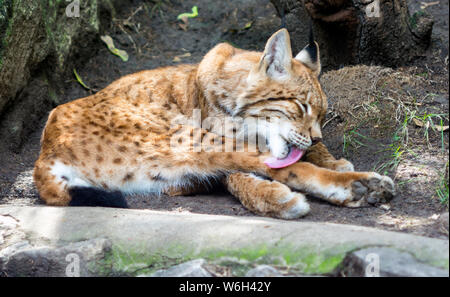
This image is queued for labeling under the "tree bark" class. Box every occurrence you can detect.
[271,0,434,70]
[0,0,123,151]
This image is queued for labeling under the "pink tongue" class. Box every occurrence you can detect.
[264,147,305,169]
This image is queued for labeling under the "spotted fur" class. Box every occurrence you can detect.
[34,29,395,218]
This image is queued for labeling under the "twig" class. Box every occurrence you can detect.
[322,114,338,128]
[126,5,144,24]
[118,24,140,56]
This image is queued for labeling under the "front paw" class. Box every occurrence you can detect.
[269,137,289,159]
[345,173,395,207]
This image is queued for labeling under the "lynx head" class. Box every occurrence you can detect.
[240,29,328,164]
[197,28,328,165]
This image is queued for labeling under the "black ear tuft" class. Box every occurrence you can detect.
[273,2,287,29]
[280,7,287,29]
[294,23,321,75]
[308,21,314,46]
[307,22,318,62]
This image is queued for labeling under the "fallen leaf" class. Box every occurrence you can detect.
[420,1,439,10]
[430,214,440,220]
[73,69,90,90]
[177,6,198,20]
[434,125,449,132]
[100,35,129,62]
[173,52,191,62]
[243,21,253,30]
[412,118,424,127]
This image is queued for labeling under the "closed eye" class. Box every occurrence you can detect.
[237,97,297,119]
[266,98,311,118]
[293,99,309,115]
[301,103,309,113]
[259,108,293,120]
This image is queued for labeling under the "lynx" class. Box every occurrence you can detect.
[33,29,394,219]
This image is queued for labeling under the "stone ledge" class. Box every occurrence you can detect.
[1,206,448,276]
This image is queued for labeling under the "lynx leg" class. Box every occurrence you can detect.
[163,187,198,197]
[163,182,212,197]
[304,142,354,172]
[192,148,394,208]
[34,157,73,206]
[225,172,310,219]
[266,161,395,207]
[168,126,395,210]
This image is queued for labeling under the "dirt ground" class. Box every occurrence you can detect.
[0,0,448,239]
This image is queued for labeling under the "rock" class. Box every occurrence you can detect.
[122,263,151,274]
[209,256,253,276]
[0,238,112,277]
[339,247,449,277]
[0,240,33,259]
[149,259,212,277]
[255,255,287,266]
[0,0,123,151]
[433,95,449,105]
[0,240,33,276]
[245,265,283,277]
[0,206,448,276]
[438,212,449,233]
[0,215,18,230]
[270,0,433,70]
[214,256,251,266]
[0,214,21,246]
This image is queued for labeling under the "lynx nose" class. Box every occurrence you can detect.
[311,137,322,145]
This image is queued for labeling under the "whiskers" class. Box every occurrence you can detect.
[288,130,312,150]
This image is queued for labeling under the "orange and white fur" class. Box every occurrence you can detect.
[33,29,395,219]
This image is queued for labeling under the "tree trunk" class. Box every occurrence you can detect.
[0,0,123,152]
[270,0,434,70]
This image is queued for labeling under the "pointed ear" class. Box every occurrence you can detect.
[260,29,293,81]
[295,41,321,75]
